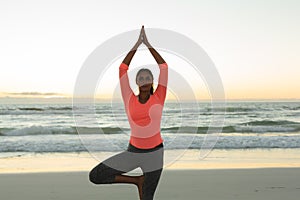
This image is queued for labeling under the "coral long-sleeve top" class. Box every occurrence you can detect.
[119,62,168,149]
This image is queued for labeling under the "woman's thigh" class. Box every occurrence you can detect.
[139,147,164,173]
[89,150,140,184]
[102,150,141,172]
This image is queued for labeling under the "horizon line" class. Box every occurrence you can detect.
[1,92,300,102]
[0,96,299,102]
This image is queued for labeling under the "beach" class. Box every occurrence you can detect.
[1,148,300,199]
[1,0,300,198]
[1,101,300,199]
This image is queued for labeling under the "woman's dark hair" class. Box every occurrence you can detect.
[136,68,154,95]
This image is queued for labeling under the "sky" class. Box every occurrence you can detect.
[0,0,300,100]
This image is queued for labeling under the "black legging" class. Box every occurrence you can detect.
[89,143,164,200]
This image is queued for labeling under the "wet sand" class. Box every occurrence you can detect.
[1,168,300,200]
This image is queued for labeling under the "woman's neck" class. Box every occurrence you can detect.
[138,91,150,103]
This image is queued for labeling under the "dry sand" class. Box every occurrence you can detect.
[1,148,300,173]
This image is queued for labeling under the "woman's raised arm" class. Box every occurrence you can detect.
[119,27,143,104]
[141,26,166,65]
[141,26,168,102]
[122,29,143,65]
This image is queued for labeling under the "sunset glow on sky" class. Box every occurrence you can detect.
[1,0,299,100]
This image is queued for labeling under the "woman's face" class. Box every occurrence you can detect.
[136,71,153,90]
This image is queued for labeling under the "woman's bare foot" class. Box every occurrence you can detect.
[136,175,145,200]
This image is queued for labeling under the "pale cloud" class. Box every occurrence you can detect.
[5,92,63,96]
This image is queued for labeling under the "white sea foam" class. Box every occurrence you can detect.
[0,101,300,152]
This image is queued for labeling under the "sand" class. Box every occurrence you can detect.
[0,168,300,200]
[1,148,300,173]
[1,149,300,199]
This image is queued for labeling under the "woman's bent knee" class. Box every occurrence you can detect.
[88,163,118,184]
[89,167,99,184]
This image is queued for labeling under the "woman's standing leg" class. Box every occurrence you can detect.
[142,168,163,200]
[139,145,164,200]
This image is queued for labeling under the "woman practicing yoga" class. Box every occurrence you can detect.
[89,26,168,200]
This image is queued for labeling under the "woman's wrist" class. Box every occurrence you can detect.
[146,43,152,48]
[132,42,141,51]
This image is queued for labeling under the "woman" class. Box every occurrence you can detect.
[89,26,168,200]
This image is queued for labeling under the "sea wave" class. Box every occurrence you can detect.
[206,107,257,112]
[282,106,300,110]
[1,120,300,137]
[239,120,300,126]
[1,134,300,152]
[163,125,300,134]
[23,106,73,111]
[0,106,74,115]
[0,126,129,136]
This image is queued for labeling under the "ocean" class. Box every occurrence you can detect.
[0,100,300,155]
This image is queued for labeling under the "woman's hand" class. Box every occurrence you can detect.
[135,26,144,46]
[141,25,152,48]
[131,26,143,51]
[122,26,143,65]
[141,26,165,64]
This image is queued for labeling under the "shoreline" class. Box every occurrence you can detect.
[1,148,300,174]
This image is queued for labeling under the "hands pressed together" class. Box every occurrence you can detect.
[123,25,165,66]
[136,25,151,48]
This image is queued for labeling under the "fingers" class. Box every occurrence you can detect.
[141,25,144,35]
[140,25,151,46]
[135,27,143,46]
[140,25,145,42]
[141,26,147,38]
[140,27,144,38]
